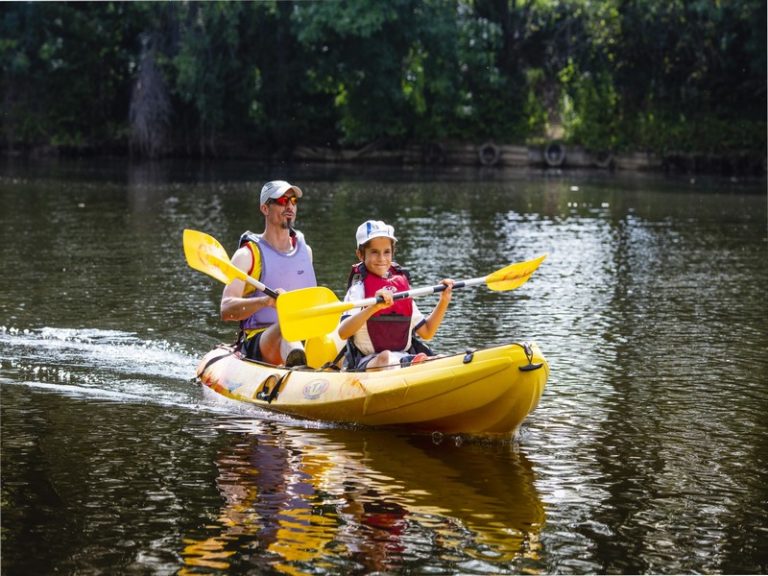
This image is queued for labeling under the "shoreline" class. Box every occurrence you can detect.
[4,141,765,177]
[2,156,766,191]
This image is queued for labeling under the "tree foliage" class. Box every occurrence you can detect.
[1,0,764,160]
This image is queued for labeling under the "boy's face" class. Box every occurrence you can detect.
[358,237,394,277]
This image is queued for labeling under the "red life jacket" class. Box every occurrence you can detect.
[348,262,413,353]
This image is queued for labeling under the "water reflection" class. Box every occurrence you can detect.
[180,421,545,574]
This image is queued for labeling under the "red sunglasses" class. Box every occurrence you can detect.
[269,195,299,207]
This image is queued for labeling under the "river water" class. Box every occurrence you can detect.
[1,159,766,575]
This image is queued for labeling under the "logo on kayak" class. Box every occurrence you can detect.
[303,379,329,400]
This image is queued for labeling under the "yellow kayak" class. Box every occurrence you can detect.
[196,341,548,436]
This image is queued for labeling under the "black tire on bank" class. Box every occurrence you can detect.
[545,141,566,167]
[478,142,501,166]
[594,150,614,169]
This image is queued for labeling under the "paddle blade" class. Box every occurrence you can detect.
[305,330,346,369]
[277,286,349,341]
[183,229,236,285]
[486,253,547,291]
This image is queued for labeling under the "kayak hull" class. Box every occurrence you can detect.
[196,342,548,436]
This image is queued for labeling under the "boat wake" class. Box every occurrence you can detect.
[0,325,210,411]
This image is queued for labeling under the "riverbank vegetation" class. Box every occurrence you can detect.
[2,1,765,173]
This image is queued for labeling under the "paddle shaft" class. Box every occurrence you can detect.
[355,276,486,308]
[243,275,280,300]
[207,252,280,299]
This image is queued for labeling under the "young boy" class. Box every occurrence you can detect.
[338,220,454,370]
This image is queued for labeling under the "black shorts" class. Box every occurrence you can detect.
[240,331,265,361]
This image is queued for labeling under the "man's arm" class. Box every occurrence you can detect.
[219,247,274,321]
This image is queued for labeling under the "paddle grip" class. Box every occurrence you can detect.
[263,287,280,299]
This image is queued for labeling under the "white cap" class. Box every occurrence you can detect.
[260,180,303,205]
[355,220,397,248]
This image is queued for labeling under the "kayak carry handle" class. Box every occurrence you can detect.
[518,342,544,372]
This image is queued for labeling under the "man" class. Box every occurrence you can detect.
[220,180,316,366]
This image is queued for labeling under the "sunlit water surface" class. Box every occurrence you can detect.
[1,160,766,574]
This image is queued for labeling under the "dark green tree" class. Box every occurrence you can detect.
[0,0,763,164]
[611,0,766,152]
[1,2,144,151]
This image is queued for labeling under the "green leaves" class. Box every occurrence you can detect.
[1,0,763,160]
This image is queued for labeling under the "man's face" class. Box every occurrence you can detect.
[265,192,299,228]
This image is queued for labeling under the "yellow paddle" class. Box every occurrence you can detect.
[276,254,548,341]
[183,228,279,298]
[183,229,341,367]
